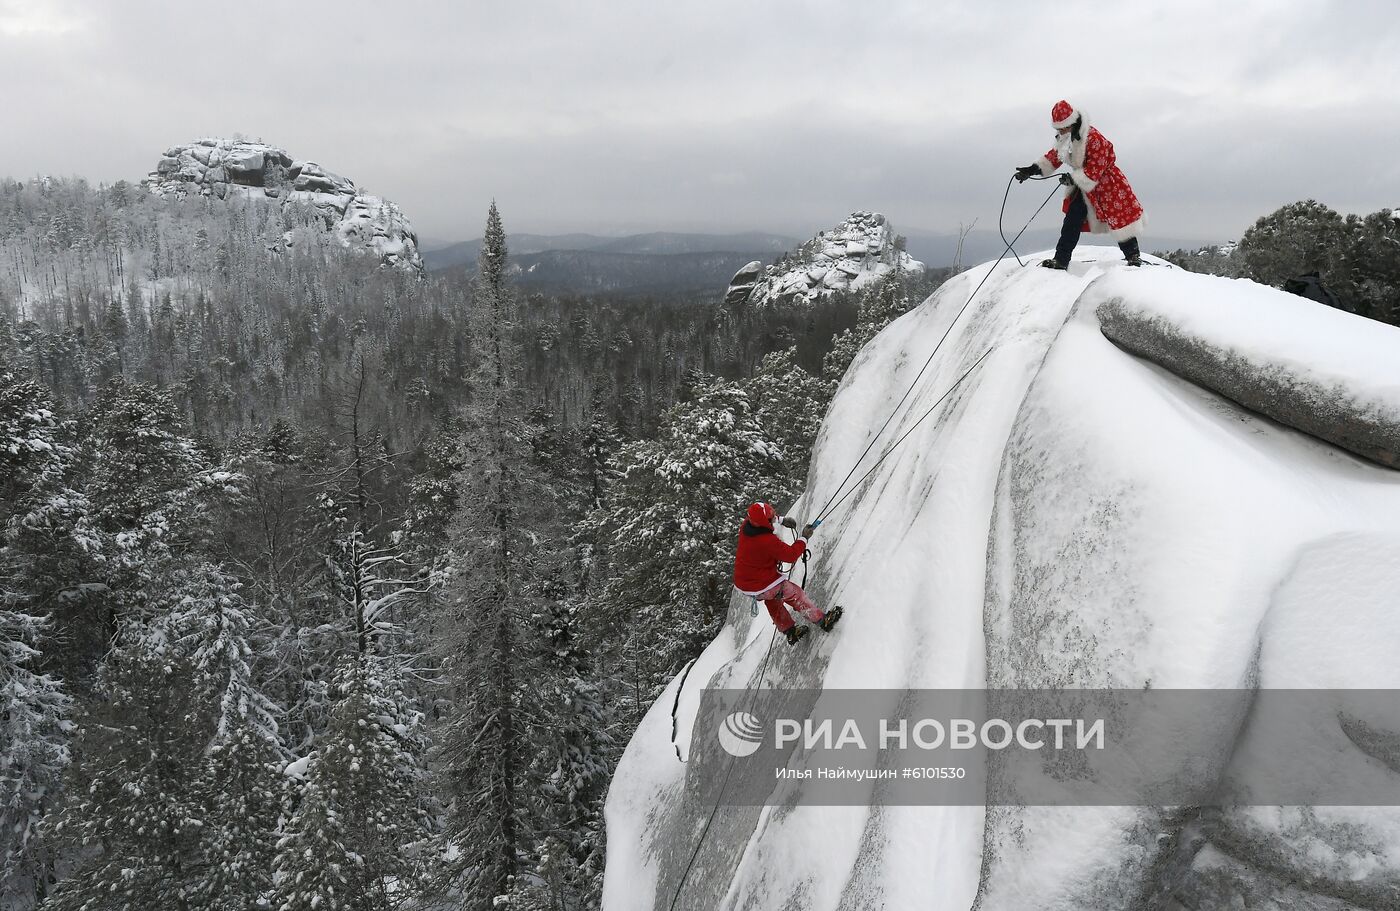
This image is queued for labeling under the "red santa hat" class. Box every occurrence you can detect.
[746,501,775,528]
[1051,99,1079,130]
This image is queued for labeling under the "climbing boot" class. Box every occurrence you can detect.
[818,606,844,632]
[784,625,808,646]
[1120,238,1143,267]
[1039,258,1067,270]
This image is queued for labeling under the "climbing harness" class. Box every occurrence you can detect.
[747,547,810,617]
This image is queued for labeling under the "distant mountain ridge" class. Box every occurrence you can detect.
[437,248,778,296]
[427,227,1216,275]
[423,230,799,272]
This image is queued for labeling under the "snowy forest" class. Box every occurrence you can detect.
[0,176,939,911]
[1,173,1394,911]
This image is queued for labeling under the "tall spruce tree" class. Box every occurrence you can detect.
[435,202,544,908]
[273,345,437,909]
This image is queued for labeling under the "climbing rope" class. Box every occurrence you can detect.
[818,345,995,522]
[676,542,809,762]
[666,624,778,911]
[811,173,1060,526]
[1001,171,1065,267]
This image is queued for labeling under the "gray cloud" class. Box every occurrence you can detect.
[2,0,1396,246]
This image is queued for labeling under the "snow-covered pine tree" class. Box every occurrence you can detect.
[44,382,271,910]
[401,416,467,563]
[48,565,282,911]
[48,612,208,911]
[176,563,287,911]
[269,357,437,908]
[579,391,623,512]
[434,201,550,909]
[821,270,916,389]
[747,348,825,500]
[0,609,72,909]
[587,374,786,692]
[72,378,237,638]
[510,599,614,910]
[0,370,75,908]
[273,655,431,911]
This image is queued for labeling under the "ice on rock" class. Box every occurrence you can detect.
[605,247,1400,910]
[144,138,421,272]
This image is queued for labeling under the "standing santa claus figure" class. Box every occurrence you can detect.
[1014,100,1145,270]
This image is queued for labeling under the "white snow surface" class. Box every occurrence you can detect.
[603,247,1400,910]
[1090,267,1400,433]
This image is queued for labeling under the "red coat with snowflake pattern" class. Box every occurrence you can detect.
[1036,125,1144,239]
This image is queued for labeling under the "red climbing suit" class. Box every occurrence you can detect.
[733,519,824,633]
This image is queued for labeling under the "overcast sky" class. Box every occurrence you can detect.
[3,0,1397,245]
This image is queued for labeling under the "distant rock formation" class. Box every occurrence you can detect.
[145,138,421,272]
[724,260,764,306]
[724,212,924,306]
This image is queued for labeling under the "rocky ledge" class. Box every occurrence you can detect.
[145,138,421,272]
[725,212,924,307]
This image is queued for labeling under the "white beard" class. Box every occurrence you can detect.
[1055,127,1082,169]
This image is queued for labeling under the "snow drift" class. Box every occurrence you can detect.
[1095,271,1400,468]
[602,248,1400,910]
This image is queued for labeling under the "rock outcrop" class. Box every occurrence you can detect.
[1095,269,1400,469]
[724,212,924,306]
[145,138,421,272]
[604,247,1400,911]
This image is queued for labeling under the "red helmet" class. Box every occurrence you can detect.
[746,501,776,528]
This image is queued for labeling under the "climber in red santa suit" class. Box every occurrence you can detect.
[732,502,840,645]
[1014,100,1145,270]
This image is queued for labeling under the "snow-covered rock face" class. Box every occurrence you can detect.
[604,248,1400,910]
[725,212,924,306]
[1096,271,1400,468]
[146,138,422,272]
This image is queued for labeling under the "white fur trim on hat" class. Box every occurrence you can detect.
[1051,102,1080,130]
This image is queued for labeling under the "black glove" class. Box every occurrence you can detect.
[801,524,817,539]
[1014,164,1039,183]
[781,516,798,530]
[1058,173,1074,187]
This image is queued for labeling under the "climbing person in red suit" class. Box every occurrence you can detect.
[732,501,841,645]
[1013,100,1145,270]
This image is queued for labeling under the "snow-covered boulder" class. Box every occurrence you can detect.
[144,138,421,272]
[1097,270,1400,468]
[724,260,764,306]
[725,212,924,307]
[603,248,1400,910]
